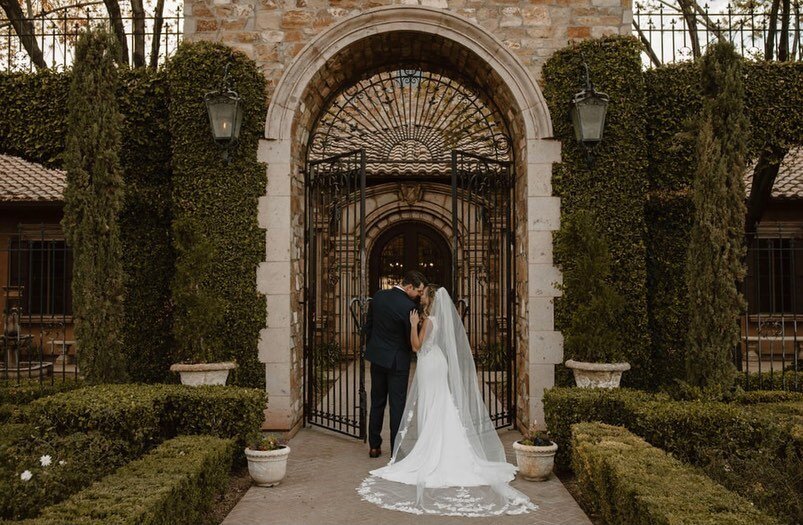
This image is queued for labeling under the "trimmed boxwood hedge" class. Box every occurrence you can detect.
[166,42,267,388]
[571,422,781,525]
[26,384,266,449]
[0,381,82,406]
[542,36,652,388]
[18,435,235,525]
[545,387,803,523]
[0,429,138,520]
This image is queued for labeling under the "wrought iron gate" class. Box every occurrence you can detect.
[304,150,368,439]
[451,151,516,428]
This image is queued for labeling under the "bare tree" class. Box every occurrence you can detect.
[148,0,164,68]
[0,0,46,68]
[102,0,128,65]
[130,0,145,67]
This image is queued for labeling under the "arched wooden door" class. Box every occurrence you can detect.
[369,222,452,295]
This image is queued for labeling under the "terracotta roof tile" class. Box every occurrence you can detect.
[0,155,66,202]
[745,146,803,200]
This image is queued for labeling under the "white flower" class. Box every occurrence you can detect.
[58,460,67,466]
[40,455,52,467]
[20,470,32,482]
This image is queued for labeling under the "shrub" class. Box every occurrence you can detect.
[157,384,267,448]
[0,430,138,520]
[739,371,803,392]
[554,210,626,363]
[25,384,266,449]
[0,381,82,405]
[19,435,236,525]
[26,385,164,452]
[545,387,803,522]
[571,422,781,525]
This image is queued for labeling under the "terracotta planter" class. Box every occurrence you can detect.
[565,359,630,389]
[245,445,291,487]
[169,362,237,386]
[513,440,557,481]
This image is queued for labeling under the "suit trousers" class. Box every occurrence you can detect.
[368,361,410,451]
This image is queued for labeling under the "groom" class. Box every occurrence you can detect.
[363,270,426,458]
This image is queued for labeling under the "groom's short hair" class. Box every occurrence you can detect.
[401,270,426,288]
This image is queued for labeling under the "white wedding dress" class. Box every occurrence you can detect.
[357,288,537,517]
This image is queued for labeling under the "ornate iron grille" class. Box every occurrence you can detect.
[451,151,516,428]
[304,150,368,439]
[308,68,512,176]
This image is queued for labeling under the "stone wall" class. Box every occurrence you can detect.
[183,0,632,97]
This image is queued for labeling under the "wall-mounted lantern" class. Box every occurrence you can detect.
[570,55,609,167]
[204,59,243,160]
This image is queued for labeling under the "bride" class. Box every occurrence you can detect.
[357,285,537,516]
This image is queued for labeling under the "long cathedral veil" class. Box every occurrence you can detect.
[357,288,536,516]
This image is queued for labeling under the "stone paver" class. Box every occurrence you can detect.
[222,426,592,525]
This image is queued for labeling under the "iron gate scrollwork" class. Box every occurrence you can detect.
[305,149,368,439]
[451,150,516,428]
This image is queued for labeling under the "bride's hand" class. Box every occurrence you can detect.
[410,310,419,326]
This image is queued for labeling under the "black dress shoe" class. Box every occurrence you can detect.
[369,448,381,458]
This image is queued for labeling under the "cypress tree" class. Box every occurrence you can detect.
[684,42,748,390]
[555,210,626,363]
[62,27,128,383]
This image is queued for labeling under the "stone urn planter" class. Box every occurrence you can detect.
[169,362,237,386]
[565,359,630,389]
[513,440,558,481]
[245,444,291,487]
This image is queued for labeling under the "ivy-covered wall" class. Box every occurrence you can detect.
[542,36,653,388]
[166,42,267,388]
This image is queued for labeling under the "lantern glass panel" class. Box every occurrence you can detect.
[206,95,239,142]
[575,96,608,143]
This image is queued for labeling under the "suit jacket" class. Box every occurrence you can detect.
[363,287,416,371]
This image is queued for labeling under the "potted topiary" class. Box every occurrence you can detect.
[245,434,291,487]
[513,421,557,481]
[169,217,236,386]
[556,210,630,388]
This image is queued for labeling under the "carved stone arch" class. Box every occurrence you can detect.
[257,6,563,432]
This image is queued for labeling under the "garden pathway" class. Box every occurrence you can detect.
[221,426,593,525]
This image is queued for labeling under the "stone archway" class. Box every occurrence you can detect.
[256,6,562,432]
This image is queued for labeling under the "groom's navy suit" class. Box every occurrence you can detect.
[363,287,416,451]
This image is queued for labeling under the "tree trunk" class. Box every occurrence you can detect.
[678,0,701,59]
[130,0,145,67]
[148,0,165,69]
[766,0,781,60]
[779,0,791,61]
[746,144,789,231]
[102,0,129,65]
[0,0,47,69]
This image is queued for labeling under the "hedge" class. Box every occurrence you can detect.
[644,62,803,388]
[0,69,175,384]
[166,41,267,388]
[17,435,235,525]
[25,384,265,449]
[545,387,802,523]
[0,430,138,520]
[740,371,803,392]
[0,381,82,406]
[542,36,652,388]
[117,68,175,384]
[571,422,781,525]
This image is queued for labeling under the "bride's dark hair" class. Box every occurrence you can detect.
[422,284,440,318]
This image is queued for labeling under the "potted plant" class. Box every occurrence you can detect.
[245,434,291,487]
[556,210,630,388]
[513,422,557,481]
[169,217,236,386]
